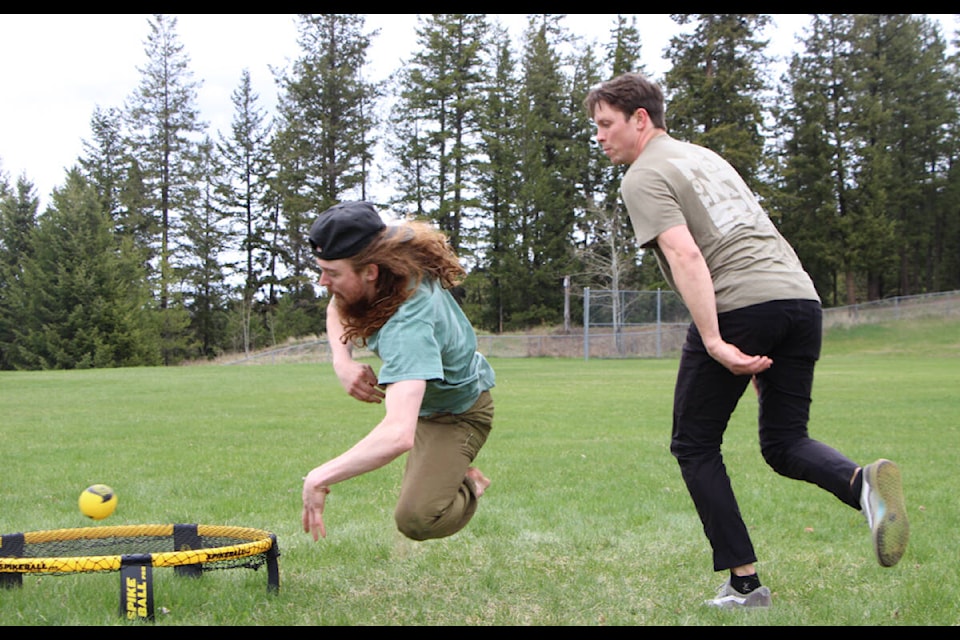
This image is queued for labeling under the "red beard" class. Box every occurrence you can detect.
[336,294,375,323]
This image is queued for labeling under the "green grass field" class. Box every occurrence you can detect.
[1,316,958,626]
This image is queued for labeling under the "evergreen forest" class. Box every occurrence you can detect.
[1,14,958,369]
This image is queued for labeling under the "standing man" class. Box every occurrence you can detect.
[584,73,908,608]
[301,201,495,543]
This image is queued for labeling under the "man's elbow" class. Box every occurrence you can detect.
[396,431,415,454]
[384,421,416,454]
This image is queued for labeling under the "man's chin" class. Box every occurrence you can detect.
[340,297,373,320]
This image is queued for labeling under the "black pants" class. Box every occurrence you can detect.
[670,299,861,572]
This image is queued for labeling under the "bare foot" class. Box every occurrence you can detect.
[465,467,491,498]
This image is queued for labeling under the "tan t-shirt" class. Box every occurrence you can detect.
[621,134,819,313]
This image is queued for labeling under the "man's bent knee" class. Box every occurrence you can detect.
[395,506,439,541]
[395,500,474,541]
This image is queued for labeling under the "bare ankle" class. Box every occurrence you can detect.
[466,467,491,497]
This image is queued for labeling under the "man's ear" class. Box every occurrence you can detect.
[362,263,379,283]
[634,108,647,128]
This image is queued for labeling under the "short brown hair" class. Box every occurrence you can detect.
[584,72,666,130]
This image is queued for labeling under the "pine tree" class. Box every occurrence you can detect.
[0,175,38,269]
[386,14,490,256]
[942,19,960,292]
[774,14,858,305]
[80,106,126,224]
[576,15,647,301]
[125,15,205,306]
[6,169,159,369]
[852,14,956,297]
[273,13,381,332]
[277,13,380,206]
[217,68,276,353]
[79,105,155,276]
[510,14,581,328]
[606,14,646,78]
[218,69,274,296]
[125,14,206,363]
[663,14,772,192]
[179,137,232,359]
[0,173,39,369]
[473,21,523,332]
[777,14,955,304]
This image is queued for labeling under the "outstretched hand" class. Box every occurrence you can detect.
[302,479,331,542]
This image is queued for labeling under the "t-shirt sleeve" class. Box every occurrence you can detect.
[375,318,444,384]
[621,165,687,248]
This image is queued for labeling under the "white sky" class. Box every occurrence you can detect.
[1,14,955,212]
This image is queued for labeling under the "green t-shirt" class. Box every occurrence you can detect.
[368,279,495,416]
[621,134,819,312]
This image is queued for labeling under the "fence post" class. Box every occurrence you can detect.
[656,288,662,358]
[583,287,590,361]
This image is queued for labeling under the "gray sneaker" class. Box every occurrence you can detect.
[861,458,909,567]
[704,578,771,609]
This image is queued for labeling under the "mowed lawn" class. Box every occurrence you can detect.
[1,316,958,625]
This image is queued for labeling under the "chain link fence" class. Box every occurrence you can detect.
[222,289,960,364]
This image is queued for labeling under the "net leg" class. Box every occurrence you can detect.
[266,533,280,593]
[0,573,22,588]
[119,556,155,622]
[173,523,203,579]
[0,533,24,589]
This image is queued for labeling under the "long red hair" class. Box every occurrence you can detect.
[334,221,465,346]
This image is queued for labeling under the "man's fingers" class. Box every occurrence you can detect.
[303,509,325,541]
[302,485,330,541]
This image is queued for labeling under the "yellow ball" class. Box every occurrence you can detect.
[79,484,118,520]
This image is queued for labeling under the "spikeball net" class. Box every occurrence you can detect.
[0,523,280,621]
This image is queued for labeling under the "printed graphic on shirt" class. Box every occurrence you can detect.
[667,149,766,236]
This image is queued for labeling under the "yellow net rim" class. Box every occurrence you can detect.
[0,523,275,575]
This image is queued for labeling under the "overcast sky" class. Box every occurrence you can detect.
[1,14,955,212]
